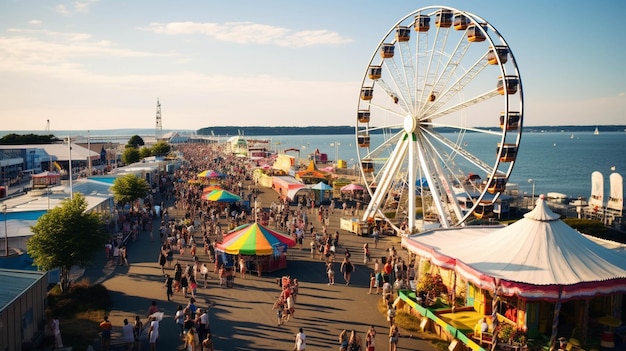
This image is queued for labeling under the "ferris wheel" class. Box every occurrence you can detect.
[357,6,523,232]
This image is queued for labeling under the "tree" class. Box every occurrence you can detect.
[121,147,140,165]
[151,141,171,156]
[0,133,61,144]
[126,135,145,148]
[139,146,152,159]
[110,173,150,205]
[27,194,108,292]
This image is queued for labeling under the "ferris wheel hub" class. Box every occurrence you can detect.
[403,115,417,134]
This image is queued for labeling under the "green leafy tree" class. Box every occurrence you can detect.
[121,147,140,165]
[110,173,150,205]
[27,194,107,292]
[139,146,152,159]
[126,135,145,148]
[151,141,171,156]
[0,133,61,145]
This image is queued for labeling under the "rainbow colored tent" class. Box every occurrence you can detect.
[204,189,241,203]
[216,222,296,256]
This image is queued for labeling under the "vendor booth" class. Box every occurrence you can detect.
[216,222,296,275]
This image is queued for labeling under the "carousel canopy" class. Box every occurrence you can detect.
[402,195,626,301]
[197,170,225,178]
[204,189,241,203]
[216,222,296,255]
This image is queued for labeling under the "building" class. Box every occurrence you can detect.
[0,268,48,350]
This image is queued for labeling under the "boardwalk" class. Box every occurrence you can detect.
[80,174,436,351]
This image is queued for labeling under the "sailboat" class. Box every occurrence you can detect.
[594,127,599,135]
[570,133,574,139]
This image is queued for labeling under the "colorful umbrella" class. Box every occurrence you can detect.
[217,222,296,255]
[341,183,365,192]
[202,185,223,194]
[204,189,242,202]
[197,170,223,178]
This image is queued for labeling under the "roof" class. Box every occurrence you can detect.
[0,143,100,162]
[403,195,626,301]
[0,268,47,312]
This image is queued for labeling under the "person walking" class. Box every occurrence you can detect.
[99,315,112,351]
[366,325,376,351]
[164,274,174,301]
[388,324,400,351]
[121,318,134,351]
[200,263,209,288]
[348,330,362,351]
[185,327,199,351]
[339,329,349,351]
[48,316,63,349]
[202,333,214,351]
[326,262,335,285]
[294,327,307,351]
[133,316,143,351]
[175,305,185,338]
[340,257,355,286]
[148,316,160,351]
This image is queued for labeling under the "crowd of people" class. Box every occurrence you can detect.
[86,140,423,351]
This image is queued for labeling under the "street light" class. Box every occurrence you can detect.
[3,204,7,257]
[528,179,535,208]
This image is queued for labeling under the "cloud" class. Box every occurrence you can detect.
[28,20,42,26]
[55,4,69,15]
[0,28,173,78]
[142,21,352,47]
[74,1,95,14]
[55,1,98,15]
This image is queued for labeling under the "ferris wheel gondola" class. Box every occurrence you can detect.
[356,6,523,233]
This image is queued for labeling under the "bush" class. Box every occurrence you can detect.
[46,279,110,349]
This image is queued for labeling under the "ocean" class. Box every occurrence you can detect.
[1,129,624,201]
[266,131,626,200]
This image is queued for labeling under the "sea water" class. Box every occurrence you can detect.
[268,132,626,200]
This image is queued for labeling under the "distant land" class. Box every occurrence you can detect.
[196,125,626,136]
[0,125,624,139]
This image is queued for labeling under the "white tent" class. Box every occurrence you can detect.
[402,195,626,301]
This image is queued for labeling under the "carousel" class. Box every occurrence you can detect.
[401,195,626,351]
[215,222,296,276]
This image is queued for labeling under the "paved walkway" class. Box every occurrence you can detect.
[80,185,437,351]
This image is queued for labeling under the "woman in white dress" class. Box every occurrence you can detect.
[148,316,160,351]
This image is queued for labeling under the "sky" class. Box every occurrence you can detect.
[1,0,625,132]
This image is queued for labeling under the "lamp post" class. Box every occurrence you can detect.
[3,204,7,257]
[528,178,535,208]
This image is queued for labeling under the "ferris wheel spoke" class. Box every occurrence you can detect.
[423,31,473,110]
[363,138,409,220]
[422,129,495,174]
[421,89,499,122]
[373,78,411,113]
[420,53,490,117]
[398,41,417,112]
[418,24,451,109]
[425,123,503,136]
